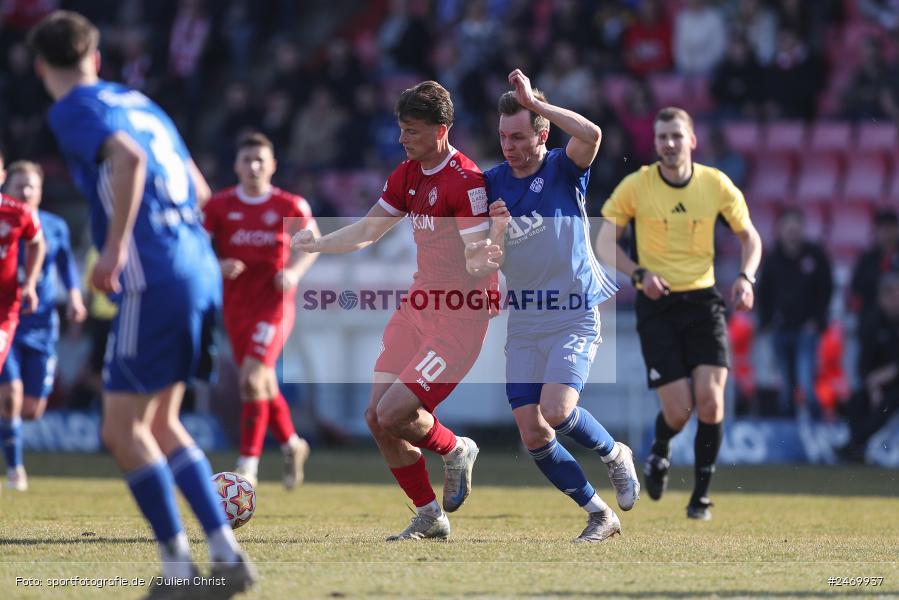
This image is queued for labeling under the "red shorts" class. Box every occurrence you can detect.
[224,304,294,367]
[0,316,18,372]
[374,307,489,411]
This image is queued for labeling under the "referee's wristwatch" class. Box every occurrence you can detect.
[631,267,647,287]
[738,271,756,286]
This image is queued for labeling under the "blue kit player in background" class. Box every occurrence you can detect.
[28,11,256,594]
[0,161,87,492]
[474,69,640,542]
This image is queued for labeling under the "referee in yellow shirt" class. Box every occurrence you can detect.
[597,107,762,520]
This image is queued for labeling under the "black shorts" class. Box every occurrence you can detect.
[635,287,730,389]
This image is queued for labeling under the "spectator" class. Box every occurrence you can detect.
[850,209,899,337]
[762,28,825,119]
[289,86,347,170]
[757,208,833,418]
[259,90,295,155]
[588,124,634,214]
[710,35,764,119]
[621,0,673,77]
[167,0,210,90]
[618,82,657,165]
[837,272,899,463]
[377,0,434,77]
[119,28,154,92]
[536,41,593,113]
[1,42,49,159]
[673,0,727,75]
[455,0,499,75]
[733,0,778,66]
[841,38,899,121]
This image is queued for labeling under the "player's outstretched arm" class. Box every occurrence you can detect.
[732,222,762,311]
[508,69,601,170]
[93,132,147,293]
[595,218,670,299]
[22,232,46,314]
[292,202,403,254]
[277,219,323,291]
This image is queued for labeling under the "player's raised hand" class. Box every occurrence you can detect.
[219,258,246,280]
[274,269,299,292]
[465,238,503,275]
[509,69,538,110]
[489,199,512,238]
[731,277,754,311]
[291,229,319,253]
[641,270,671,301]
[92,245,127,294]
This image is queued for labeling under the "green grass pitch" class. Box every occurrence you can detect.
[1,450,897,598]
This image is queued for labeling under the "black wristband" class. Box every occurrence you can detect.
[631,267,647,287]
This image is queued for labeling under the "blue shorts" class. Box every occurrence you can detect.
[505,308,601,409]
[0,338,57,399]
[103,276,218,394]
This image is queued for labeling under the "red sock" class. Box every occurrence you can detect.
[412,417,457,456]
[389,455,436,507]
[239,401,270,456]
[268,393,296,444]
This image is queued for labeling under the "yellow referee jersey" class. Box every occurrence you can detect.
[602,162,751,292]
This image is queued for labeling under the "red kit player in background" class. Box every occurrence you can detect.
[293,81,504,540]
[0,150,46,375]
[203,132,320,489]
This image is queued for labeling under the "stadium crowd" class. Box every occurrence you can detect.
[1,0,898,438]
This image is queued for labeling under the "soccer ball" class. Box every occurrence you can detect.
[212,471,256,529]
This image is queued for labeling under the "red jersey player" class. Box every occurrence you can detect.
[0,150,46,374]
[294,81,504,540]
[203,132,320,489]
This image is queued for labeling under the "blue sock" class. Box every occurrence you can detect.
[554,406,616,457]
[0,417,22,469]
[125,459,183,543]
[168,445,227,533]
[528,438,595,507]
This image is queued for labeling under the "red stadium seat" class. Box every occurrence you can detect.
[829,204,872,254]
[602,75,634,114]
[748,155,794,202]
[723,122,761,155]
[764,121,807,155]
[648,74,688,108]
[796,155,842,203]
[809,121,852,154]
[843,154,888,200]
[856,122,898,152]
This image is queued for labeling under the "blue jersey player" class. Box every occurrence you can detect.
[477,70,640,542]
[0,161,86,492]
[28,11,255,592]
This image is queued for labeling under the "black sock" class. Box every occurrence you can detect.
[692,420,723,504]
[650,412,679,457]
